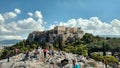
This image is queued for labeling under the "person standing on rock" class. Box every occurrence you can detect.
[30,52,33,61]
[14,48,19,55]
[72,59,81,68]
[43,48,47,58]
[7,53,10,62]
[58,48,61,55]
[25,50,29,60]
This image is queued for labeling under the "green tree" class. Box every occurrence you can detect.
[58,35,63,50]
[81,33,94,44]
[31,44,38,49]
[76,44,88,56]
[103,40,106,56]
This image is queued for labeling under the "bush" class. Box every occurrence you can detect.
[103,55,119,65]
[91,53,103,61]
[76,45,88,56]
[91,53,119,67]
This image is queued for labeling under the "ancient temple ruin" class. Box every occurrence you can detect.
[27,26,84,44]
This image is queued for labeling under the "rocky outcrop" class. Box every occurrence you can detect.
[27,26,84,45]
[0,47,108,68]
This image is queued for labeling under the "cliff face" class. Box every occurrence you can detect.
[27,26,84,44]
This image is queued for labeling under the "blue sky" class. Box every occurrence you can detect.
[1,0,120,23]
[0,0,120,40]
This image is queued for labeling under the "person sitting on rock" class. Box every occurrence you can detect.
[72,59,81,68]
[34,49,39,60]
[51,50,54,57]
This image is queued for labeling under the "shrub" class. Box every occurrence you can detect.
[103,55,119,65]
[91,53,103,61]
[76,45,88,56]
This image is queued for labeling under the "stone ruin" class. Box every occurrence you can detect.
[27,26,84,44]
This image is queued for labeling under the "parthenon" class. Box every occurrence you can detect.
[27,26,84,44]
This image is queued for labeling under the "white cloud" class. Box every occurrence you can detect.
[28,12,33,17]
[0,26,8,32]
[0,9,44,41]
[1,8,120,40]
[5,22,21,32]
[0,35,23,41]
[59,19,77,27]
[3,12,17,19]
[1,9,21,20]
[14,8,21,14]
[1,17,44,36]
[51,17,120,35]
[49,24,56,30]
[0,14,5,22]
[17,17,44,32]
[77,17,118,35]
[111,19,120,27]
[34,11,43,19]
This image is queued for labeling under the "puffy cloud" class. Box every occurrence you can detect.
[14,8,21,14]
[52,17,120,35]
[1,8,120,40]
[49,24,56,29]
[3,12,17,19]
[77,17,116,35]
[0,10,44,40]
[28,12,33,17]
[17,17,44,32]
[1,9,21,20]
[1,17,44,36]
[59,19,77,27]
[28,11,43,18]
[34,11,43,19]
[0,14,5,22]
[111,19,120,27]
[0,26,9,32]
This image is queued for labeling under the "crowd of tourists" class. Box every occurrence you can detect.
[6,47,83,68]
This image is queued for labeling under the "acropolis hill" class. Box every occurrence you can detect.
[27,26,84,44]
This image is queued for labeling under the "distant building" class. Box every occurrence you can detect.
[27,26,84,44]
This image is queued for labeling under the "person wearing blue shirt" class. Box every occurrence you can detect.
[72,59,81,68]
